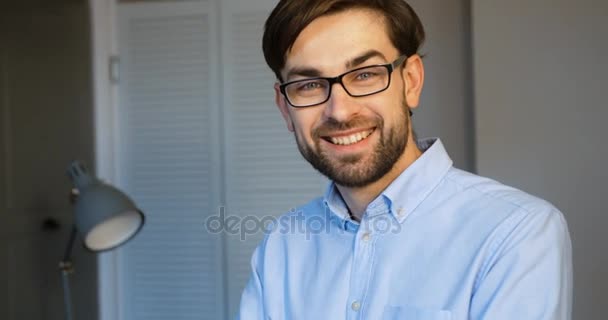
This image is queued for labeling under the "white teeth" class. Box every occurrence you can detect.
[328,129,373,146]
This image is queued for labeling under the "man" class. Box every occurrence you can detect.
[238,0,572,319]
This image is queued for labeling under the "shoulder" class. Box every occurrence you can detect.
[270,196,328,228]
[441,167,570,261]
[252,196,336,267]
[432,167,569,251]
[260,196,330,241]
[443,167,565,218]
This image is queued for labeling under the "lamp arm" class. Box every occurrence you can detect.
[62,225,78,263]
[60,225,78,320]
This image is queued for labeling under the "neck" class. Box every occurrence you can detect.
[336,132,422,222]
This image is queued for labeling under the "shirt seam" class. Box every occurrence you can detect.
[444,172,546,215]
[471,207,532,292]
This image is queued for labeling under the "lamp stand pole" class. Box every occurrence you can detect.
[60,225,78,320]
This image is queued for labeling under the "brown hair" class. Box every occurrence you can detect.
[262,0,426,82]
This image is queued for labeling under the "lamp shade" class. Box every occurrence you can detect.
[67,161,144,251]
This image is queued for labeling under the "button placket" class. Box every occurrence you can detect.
[346,215,375,319]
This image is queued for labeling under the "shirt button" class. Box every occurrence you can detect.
[351,301,361,311]
[397,207,405,216]
[361,232,371,242]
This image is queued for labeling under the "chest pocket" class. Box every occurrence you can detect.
[382,305,452,320]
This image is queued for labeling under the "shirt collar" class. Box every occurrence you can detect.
[323,179,351,228]
[323,138,453,226]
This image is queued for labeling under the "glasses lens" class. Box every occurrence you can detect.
[284,79,330,107]
[342,66,390,96]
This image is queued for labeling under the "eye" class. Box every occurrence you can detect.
[295,80,325,91]
[355,71,378,81]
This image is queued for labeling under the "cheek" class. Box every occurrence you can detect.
[374,99,407,130]
[291,110,320,137]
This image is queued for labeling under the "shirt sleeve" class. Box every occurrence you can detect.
[469,206,573,320]
[236,239,267,320]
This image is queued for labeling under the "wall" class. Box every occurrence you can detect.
[473,0,608,318]
[409,0,474,171]
[0,1,97,319]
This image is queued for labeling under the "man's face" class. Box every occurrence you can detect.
[275,9,422,188]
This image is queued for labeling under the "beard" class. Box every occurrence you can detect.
[294,100,410,188]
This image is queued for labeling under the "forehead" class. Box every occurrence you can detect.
[283,8,397,76]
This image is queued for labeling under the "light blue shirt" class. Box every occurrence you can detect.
[238,138,572,319]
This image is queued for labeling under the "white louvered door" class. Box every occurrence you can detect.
[117,1,225,319]
[115,0,326,319]
[219,1,327,316]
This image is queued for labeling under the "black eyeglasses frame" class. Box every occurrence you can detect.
[279,55,409,109]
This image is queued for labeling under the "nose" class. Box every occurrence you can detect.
[323,82,362,123]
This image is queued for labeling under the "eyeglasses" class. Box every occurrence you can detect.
[279,55,408,108]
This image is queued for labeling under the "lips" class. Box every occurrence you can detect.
[324,128,374,146]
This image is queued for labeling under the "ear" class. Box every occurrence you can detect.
[274,83,295,132]
[401,54,425,109]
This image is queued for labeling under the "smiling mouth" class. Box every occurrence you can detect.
[323,129,375,146]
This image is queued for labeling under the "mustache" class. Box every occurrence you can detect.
[312,116,381,138]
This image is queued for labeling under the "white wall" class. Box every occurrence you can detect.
[473,1,608,319]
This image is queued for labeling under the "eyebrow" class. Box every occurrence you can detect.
[284,49,387,82]
[346,50,386,69]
